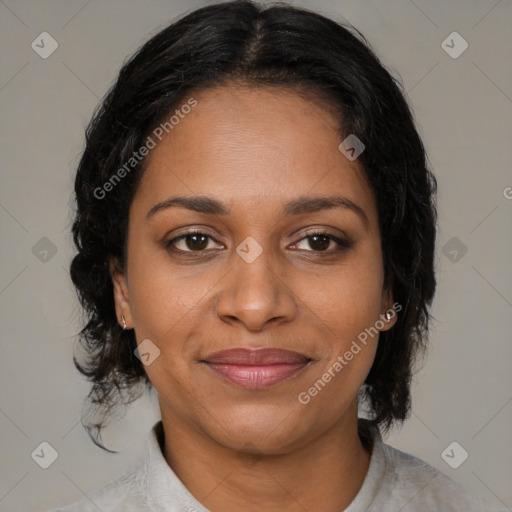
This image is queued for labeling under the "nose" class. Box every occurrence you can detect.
[215,243,298,332]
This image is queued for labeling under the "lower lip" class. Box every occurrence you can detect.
[203,362,310,390]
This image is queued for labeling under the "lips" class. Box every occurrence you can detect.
[201,348,312,390]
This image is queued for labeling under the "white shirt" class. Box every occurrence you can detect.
[46,420,507,511]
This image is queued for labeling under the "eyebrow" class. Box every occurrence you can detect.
[146,194,369,228]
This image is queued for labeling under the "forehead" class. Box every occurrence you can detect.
[134,84,376,223]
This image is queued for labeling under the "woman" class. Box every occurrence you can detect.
[49,1,505,510]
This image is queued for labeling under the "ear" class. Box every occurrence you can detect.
[379,286,398,331]
[109,258,133,330]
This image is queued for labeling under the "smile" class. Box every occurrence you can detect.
[201,348,312,390]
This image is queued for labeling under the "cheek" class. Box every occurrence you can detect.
[301,246,384,338]
[126,258,200,393]
[126,243,209,338]
[297,274,381,416]
[295,243,384,389]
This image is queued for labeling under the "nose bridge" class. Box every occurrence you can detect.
[215,236,296,330]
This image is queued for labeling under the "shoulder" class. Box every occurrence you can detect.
[378,442,507,512]
[42,463,147,512]
[43,420,207,512]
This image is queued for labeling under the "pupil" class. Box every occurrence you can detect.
[184,234,330,251]
[310,235,329,251]
[187,234,208,250]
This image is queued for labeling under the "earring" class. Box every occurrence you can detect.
[385,311,393,321]
[121,315,127,330]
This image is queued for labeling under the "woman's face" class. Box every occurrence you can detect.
[112,85,396,453]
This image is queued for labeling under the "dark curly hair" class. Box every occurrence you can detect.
[70,0,437,451]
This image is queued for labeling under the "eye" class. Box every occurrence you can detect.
[291,231,353,253]
[165,230,223,254]
[164,229,353,256]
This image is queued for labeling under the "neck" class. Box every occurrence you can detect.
[159,401,373,512]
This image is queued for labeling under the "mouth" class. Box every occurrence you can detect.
[200,348,312,390]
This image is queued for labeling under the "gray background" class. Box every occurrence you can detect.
[1,0,511,510]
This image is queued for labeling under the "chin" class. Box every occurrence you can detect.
[205,404,312,454]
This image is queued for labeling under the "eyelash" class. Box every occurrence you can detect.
[164,228,353,257]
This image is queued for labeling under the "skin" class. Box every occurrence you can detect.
[111,84,397,512]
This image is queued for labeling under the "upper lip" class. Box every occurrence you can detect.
[202,348,311,365]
